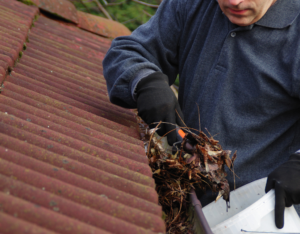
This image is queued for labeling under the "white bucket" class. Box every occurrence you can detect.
[202,178,300,233]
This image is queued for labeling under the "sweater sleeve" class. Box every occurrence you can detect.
[102,0,186,108]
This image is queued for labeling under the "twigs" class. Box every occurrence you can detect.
[131,0,160,8]
[94,0,113,20]
[142,9,153,17]
[105,0,125,6]
[136,114,237,234]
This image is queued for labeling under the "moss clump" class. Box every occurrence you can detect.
[17,0,38,6]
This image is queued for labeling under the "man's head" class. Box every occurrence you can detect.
[218,0,277,26]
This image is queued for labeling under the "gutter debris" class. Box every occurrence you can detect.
[136,114,237,234]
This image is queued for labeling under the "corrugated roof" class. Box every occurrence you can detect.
[0,1,165,233]
[28,0,79,24]
[77,11,131,38]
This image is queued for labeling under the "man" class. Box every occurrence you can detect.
[103,0,300,229]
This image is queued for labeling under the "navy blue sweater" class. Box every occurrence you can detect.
[103,0,300,212]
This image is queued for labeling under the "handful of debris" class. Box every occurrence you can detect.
[138,117,236,234]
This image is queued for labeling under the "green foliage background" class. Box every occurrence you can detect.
[71,0,160,31]
[71,0,180,86]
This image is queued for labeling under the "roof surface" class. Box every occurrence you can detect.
[0,0,165,233]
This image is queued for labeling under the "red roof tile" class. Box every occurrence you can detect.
[0,1,165,233]
[28,0,79,24]
[0,211,58,234]
[0,0,38,83]
[77,11,131,38]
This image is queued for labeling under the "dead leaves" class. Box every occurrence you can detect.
[136,115,236,234]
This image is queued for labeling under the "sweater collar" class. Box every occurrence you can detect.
[255,0,300,29]
[216,0,300,29]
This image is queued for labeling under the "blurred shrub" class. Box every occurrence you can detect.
[70,0,160,31]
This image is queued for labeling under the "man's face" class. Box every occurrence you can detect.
[218,0,277,26]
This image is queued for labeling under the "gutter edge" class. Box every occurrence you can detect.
[189,189,214,234]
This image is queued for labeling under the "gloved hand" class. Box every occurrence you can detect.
[265,153,300,229]
[136,72,184,146]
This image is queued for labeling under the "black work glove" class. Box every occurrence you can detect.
[265,153,300,229]
[136,72,184,146]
